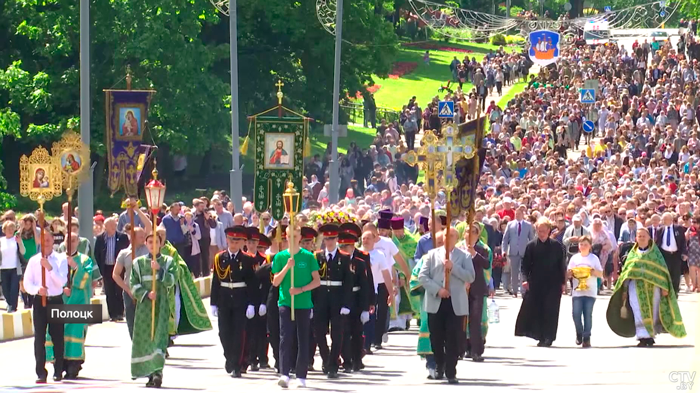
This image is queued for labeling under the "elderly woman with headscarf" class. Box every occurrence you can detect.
[606,228,686,347]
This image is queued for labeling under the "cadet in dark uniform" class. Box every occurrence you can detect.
[244,227,268,372]
[257,225,287,373]
[253,232,272,369]
[211,226,257,378]
[314,223,354,379]
[338,231,371,373]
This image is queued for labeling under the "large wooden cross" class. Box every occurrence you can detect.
[404,129,444,245]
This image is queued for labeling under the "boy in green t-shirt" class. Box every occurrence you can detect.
[272,225,321,388]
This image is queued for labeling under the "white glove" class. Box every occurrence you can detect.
[211,305,218,317]
[259,304,267,316]
[340,307,350,315]
[246,305,255,319]
[310,309,314,319]
[360,311,370,324]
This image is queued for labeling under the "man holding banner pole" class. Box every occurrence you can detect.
[272,225,320,388]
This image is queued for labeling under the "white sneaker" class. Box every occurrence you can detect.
[428,368,437,380]
[296,378,307,388]
[382,333,389,343]
[278,375,289,388]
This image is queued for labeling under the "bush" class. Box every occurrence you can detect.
[506,35,526,45]
[491,34,507,46]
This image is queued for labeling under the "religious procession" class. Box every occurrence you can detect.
[1,1,699,390]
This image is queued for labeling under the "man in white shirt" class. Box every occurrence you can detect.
[360,230,394,354]
[24,230,68,383]
[656,213,688,295]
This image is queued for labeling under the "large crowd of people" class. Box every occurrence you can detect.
[0,26,698,389]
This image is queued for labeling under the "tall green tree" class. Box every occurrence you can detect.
[0,0,397,193]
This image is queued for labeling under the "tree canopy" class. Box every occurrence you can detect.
[0,0,398,194]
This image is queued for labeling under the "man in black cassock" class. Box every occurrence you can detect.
[514,218,566,347]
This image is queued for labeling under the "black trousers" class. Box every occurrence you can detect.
[198,238,210,278]
[467,294,485,356]
[280,307,311,379]
[373,284,389,346]
[34,295,64,379]
[246,314,268,367]
[314,302,345,373]
[291,320,316,369]
[267,304,280,368]
[661,250,682,295]
[428,298,461,379]
[102,264,124,320]
[218,303,247,373]
[342,310,363,369]
[406,131,416,151]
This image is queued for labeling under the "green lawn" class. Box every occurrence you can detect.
[371,41,516,111]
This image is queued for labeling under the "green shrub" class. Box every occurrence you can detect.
[505,35,526,45]
[491,34,507,46]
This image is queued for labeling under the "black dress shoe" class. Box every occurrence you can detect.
[436,370,444,380]
[146,376,155,387]
[322,366,328,375]
[537,341,546,347]
[352,364,363,372]
[250,364,259,372]
[364,348,373,355]
[36,377,47,384]
[308,364,315,372]
[374,344,383,350]
[231,370,242,378]
[343,367,353,374]
[582,339,591,348]
[153,374,162,388]
[465,350,472,358]
[328,371,339,379]
[259,362,270,369]
[576,334,582,345]
[447,378,459,384]
[53,375,63,382]
[472,354,484,362]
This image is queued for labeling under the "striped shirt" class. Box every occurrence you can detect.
[106,234,116,265]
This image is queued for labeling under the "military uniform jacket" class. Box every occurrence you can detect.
[249,251,268,307]
[313,249,354,310]
[255,253,278,310]
[211,250,257,308]
[350,249,372,312]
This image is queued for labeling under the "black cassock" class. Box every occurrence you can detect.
[514,238,567,343]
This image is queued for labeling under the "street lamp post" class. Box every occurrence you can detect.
[144,164,166,340]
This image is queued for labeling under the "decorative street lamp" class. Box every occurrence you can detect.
[283,181,300,320]
[144,162,166,340]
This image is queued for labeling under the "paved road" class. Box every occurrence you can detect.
[0,290,696,392]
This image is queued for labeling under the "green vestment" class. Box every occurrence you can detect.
[606,244,686,339]
[130,254,177,379]
[46,253,95,362]
[392,232,418,317]
[161,242,212,336]
[409,256,432,356]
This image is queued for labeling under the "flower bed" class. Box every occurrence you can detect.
[388,62,418,79]
[354,84,381,99]
[401,42,474,54]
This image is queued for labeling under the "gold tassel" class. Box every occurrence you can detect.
[303,133,311,157]
[240,135,250,155]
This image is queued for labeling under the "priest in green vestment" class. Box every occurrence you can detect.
[130,234,177,387]
[390,217,417,327]
[156,228,212,337]
[606,228,686,347]
[46,234,97,379]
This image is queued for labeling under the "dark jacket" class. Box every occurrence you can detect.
[94,231,129,273]
[654,225,688,258]
[469,244,490,298]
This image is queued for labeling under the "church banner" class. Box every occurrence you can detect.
[253,117,306,220]
[104,89,155,196]
[449,116,486,219]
